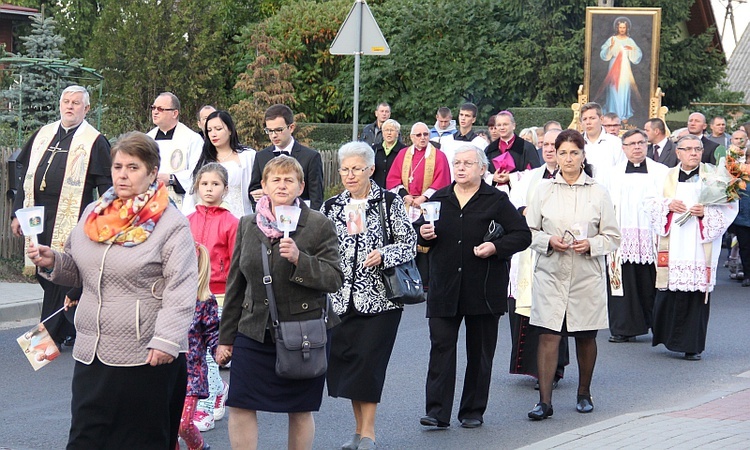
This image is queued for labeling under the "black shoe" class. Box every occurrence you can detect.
[420,415,449,428]
[608,335,633,343]
[743,279,750,287]
[576,394,594,413]
[684,352,702,361]
[528,402,553,420]
[460,418,482,428]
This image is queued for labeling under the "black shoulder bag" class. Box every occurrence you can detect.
[377,190,425,305]
[261,243,328,380]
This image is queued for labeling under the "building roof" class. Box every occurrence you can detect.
[727,26,750,104]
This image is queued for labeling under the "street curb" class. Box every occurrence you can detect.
[0,298,42,323]
[520,383,750,449]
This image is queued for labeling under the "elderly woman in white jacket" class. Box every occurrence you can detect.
[524,130,620,421]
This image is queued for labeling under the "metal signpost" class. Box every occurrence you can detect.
[330,0,390,142]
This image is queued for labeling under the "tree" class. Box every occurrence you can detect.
[230,27,302,149]
[331,0,726,123]
[233,0,351,123]
[85,0,233,136]
[0,14,72,136]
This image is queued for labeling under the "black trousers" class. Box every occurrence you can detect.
[425,314,499,423]
[67,354,187,450]
[735,225,750,275]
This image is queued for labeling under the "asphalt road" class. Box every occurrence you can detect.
[3,259,750,450]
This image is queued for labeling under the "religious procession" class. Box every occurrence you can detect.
[4,1,750,449]
[8,81,749,450]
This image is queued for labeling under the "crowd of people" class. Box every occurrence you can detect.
[11,85,745,449]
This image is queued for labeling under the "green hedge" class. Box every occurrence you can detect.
[297,107,576,149]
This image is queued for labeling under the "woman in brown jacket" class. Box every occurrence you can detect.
[217,155,343,450]
[28,132,198,450]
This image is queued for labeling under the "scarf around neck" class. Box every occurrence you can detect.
[256,195,301,239]
[84,180,169,246]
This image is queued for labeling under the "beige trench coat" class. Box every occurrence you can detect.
[525,172,621,332]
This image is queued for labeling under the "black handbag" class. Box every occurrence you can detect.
[483,220,505,242]
[261,243,328,380]
[377,190,425,305]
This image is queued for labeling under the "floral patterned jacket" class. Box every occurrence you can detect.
[322,180,417,316]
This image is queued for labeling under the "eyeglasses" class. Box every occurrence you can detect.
[677,147,703,153]
[412,132,430,138]
[623,140,647,147]
[338,166,370,176]
[264,125,290,135]
[452,160,480,168]
[150,105,176,112]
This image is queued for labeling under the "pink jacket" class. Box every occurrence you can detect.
[188,204,239,294]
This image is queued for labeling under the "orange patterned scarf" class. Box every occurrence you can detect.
[84,181,169,246]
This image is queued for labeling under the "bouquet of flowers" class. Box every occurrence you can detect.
[725,145,750,199]
[675,156,742,226]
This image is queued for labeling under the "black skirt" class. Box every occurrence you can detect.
[652,290,711,353]
[226,331,327,413]
[67,354,186,450]
[327,309,402,403]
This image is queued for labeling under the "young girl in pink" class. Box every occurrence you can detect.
[187,163,238,431]
[178,244,219,450]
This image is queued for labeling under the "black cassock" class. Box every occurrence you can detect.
[13,124,112,342]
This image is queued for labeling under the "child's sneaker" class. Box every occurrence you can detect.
[213,381,230,421]
[194,408,215,432]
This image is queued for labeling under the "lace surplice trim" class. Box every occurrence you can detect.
[619,227,656,264]
[700,205,727,243]
[667,260,715,293]
[646,198,670,235]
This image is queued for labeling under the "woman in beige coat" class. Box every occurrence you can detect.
[524,130,620,420]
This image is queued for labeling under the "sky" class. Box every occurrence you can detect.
[712,0,750,58]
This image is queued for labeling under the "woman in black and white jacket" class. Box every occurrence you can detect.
[322,141,417,450]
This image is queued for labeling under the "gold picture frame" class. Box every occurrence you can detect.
[582,7,662,130]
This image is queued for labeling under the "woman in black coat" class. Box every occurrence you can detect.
[418,144,531,429]
[371,119,406,188]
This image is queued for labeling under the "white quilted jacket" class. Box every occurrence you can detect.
[43,203,198,366]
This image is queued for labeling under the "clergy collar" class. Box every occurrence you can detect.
[678,165,700,182]
[274,138,295,154]
[626,160,648,173]
[543,166,558,179]
[58,123,82,136]
[155,126,177,140]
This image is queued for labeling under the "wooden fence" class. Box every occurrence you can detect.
[1,147,24,259]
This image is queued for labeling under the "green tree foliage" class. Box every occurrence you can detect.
[0,15,72,135]
[624,0,726,111]
[337,0,726,124]
[53,0,104,59]
[85,0,231,136]
[234,0,351,123]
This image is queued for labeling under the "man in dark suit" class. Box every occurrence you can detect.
[645,118,678,167]
[687,112,718,164]
[248,104,325,209]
